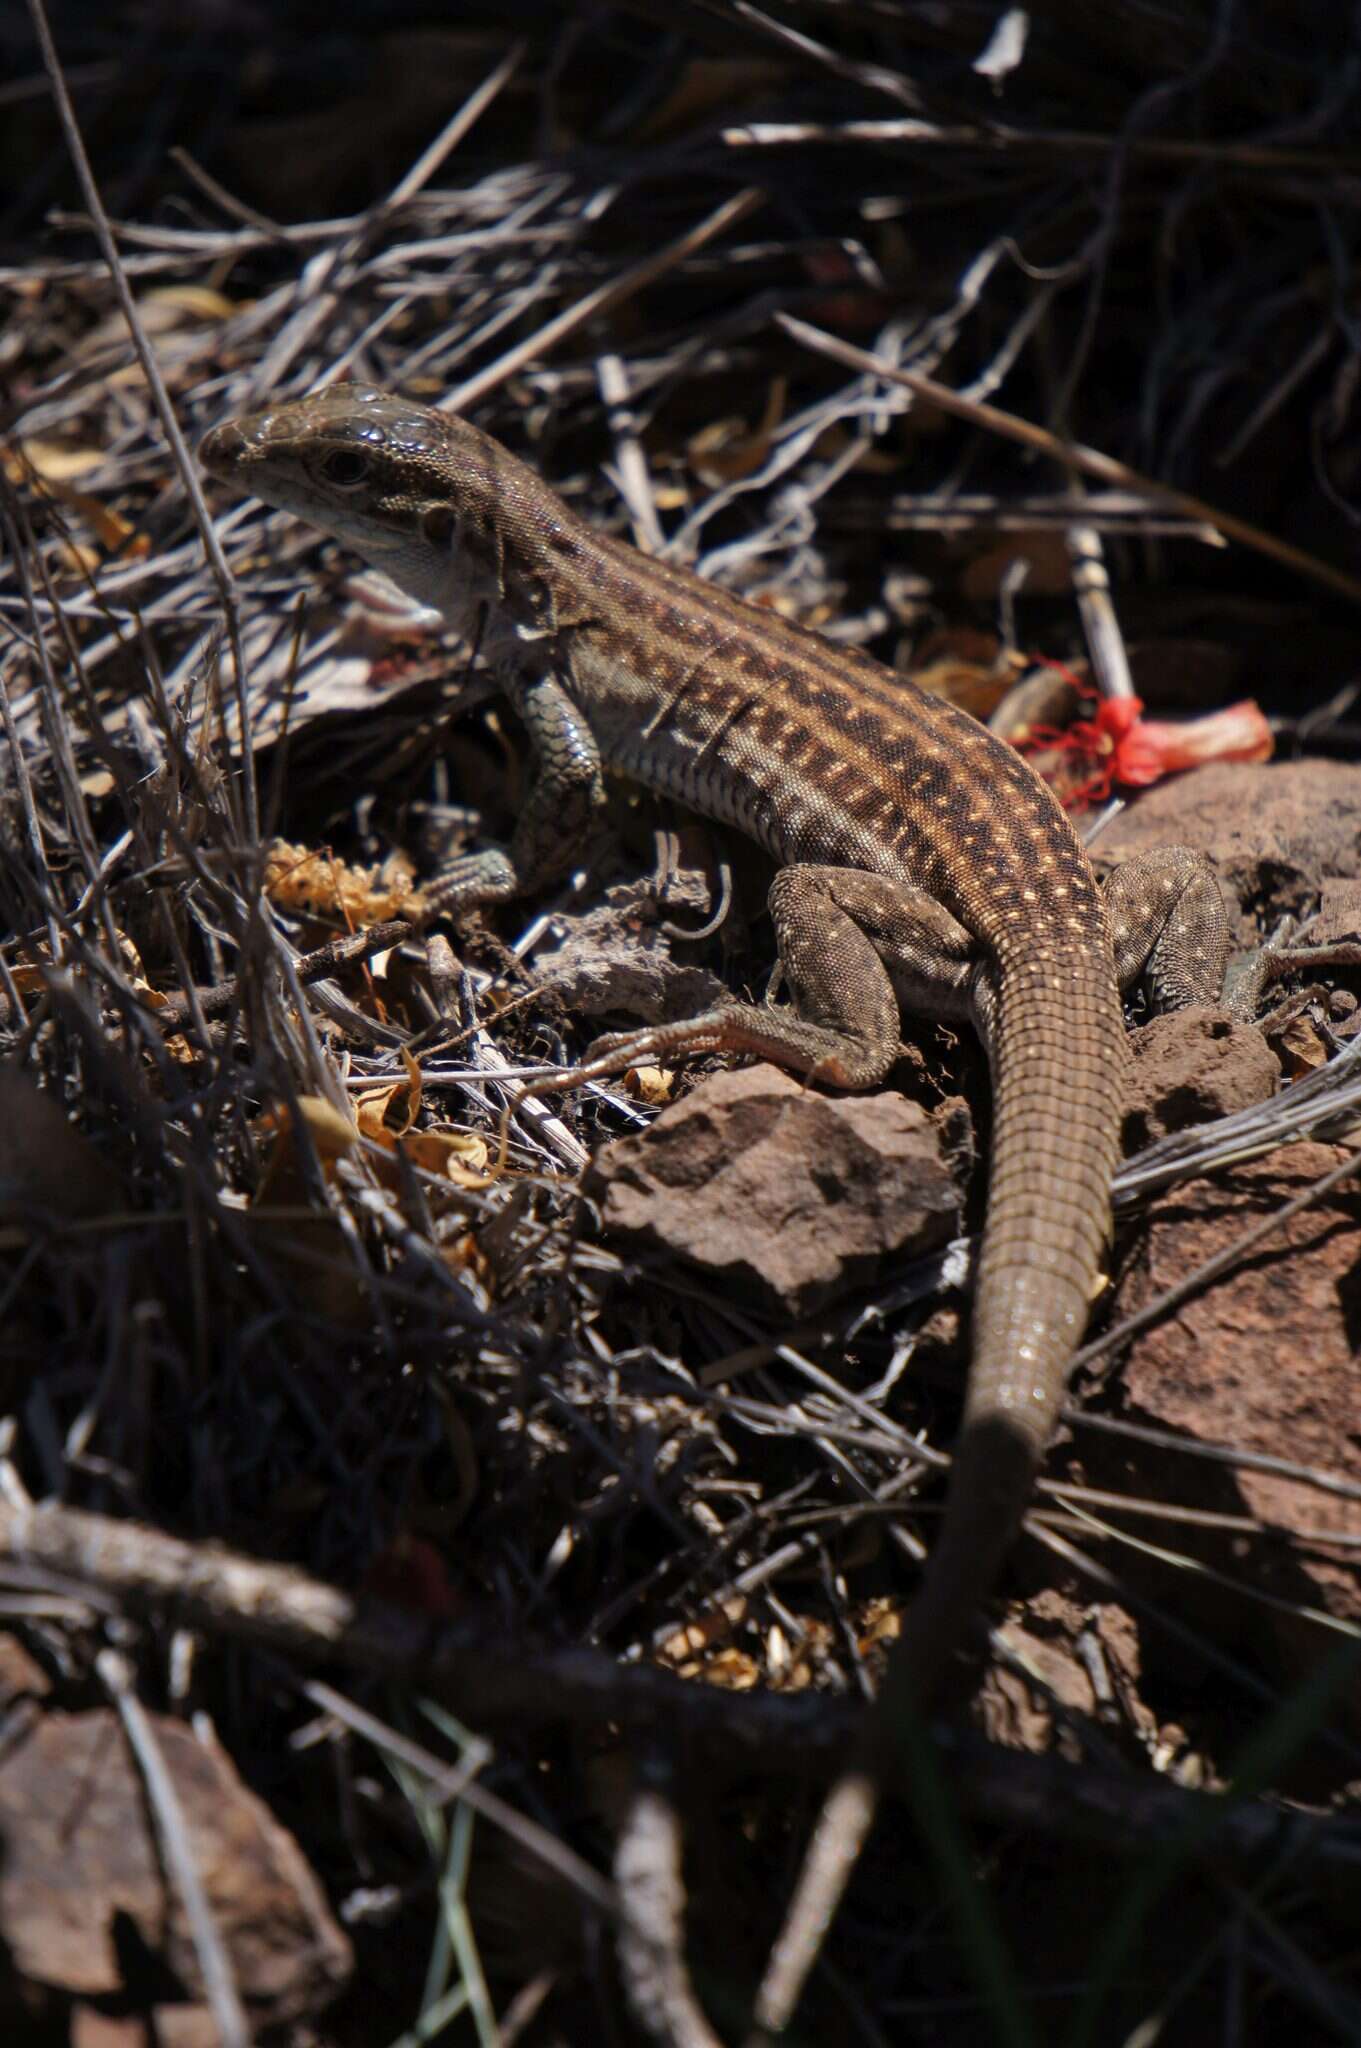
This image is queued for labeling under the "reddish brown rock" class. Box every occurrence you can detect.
[1092,1141,1361,1707]
[583,1063,957,1316]
[1302,877,1361,949]
[533,874,729,1022]
[1122,1005,1278,1150]
[1099,759,1361,941]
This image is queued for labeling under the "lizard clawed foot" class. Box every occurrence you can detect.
[581,1015,733,1074]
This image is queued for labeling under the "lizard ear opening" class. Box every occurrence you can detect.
[422,505,458,549]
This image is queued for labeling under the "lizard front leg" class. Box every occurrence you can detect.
[421,669,607,915]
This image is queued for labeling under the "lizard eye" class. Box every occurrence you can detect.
[319,450,371,488]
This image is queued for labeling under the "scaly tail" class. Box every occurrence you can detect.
[750,942,1124,2039]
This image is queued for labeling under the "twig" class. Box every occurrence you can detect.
[1067,520,1137,701]
[0,1495,854,1763]
[151,915,418,1032]
[24,0,256,837]
[746,1771,876,2042]
[724,117,1361,174]
[2,1498,1358,1871]
[615,1780,725,2048]
[96,1647,251,2048]
[776,313,1361,610]
[444,187,766,412]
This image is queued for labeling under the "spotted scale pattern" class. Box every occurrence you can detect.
[200,385,1229,1708]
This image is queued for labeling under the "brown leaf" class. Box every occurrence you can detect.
[141,285,238,323]
[0,1706,351,2018]
[1273,1010,1331,1078]
[686,378,787,485]
[625,1063,673,1105]
[0,1072,126,1227]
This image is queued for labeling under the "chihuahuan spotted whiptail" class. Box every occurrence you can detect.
[201,382,1230,1717]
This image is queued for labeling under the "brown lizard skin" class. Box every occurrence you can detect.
[200,384,1231,1716]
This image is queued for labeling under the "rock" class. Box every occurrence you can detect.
[1098,760,1361,943]
[1122,1005,1278,1149]
[532,876,728,1022]
[1091,1141,1361,1709]
[1301,877,1361,950]
[583,1063,957,1317]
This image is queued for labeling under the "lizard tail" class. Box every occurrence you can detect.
[753,956,1124,2030]
[874,941,1126,1735]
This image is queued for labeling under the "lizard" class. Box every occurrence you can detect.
[199,382,1231,1719]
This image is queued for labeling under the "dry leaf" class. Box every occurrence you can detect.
[686,378,786,485]
[0,1072,126,1228]
[1274,1012,1331,1079]
[294,1094,363,1162]
[910,632,1027,721]
[626,1064,673,1104]
[702,1648,761,1691]
[142,284,238,322]
[4,446,150,562]
[659,1596,748,1666]
[55,541,103,577]
[399,1128,491,1185]
[127,974,197,1066]
[355,1055,420,1142]
[59,488,150,560]
[959,531,1075,602]
[265,839,418,923]
[12,439,104,482]
[249,1098,367,1326]
[856,1596,903,1653]
[352,1073,492,1188]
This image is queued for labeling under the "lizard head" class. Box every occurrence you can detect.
[199,383,565,623]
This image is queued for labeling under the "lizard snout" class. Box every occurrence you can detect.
[198,419,249,479]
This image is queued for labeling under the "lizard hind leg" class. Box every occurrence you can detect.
[1102,845,1231,1010]
[583,862,981,1091]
